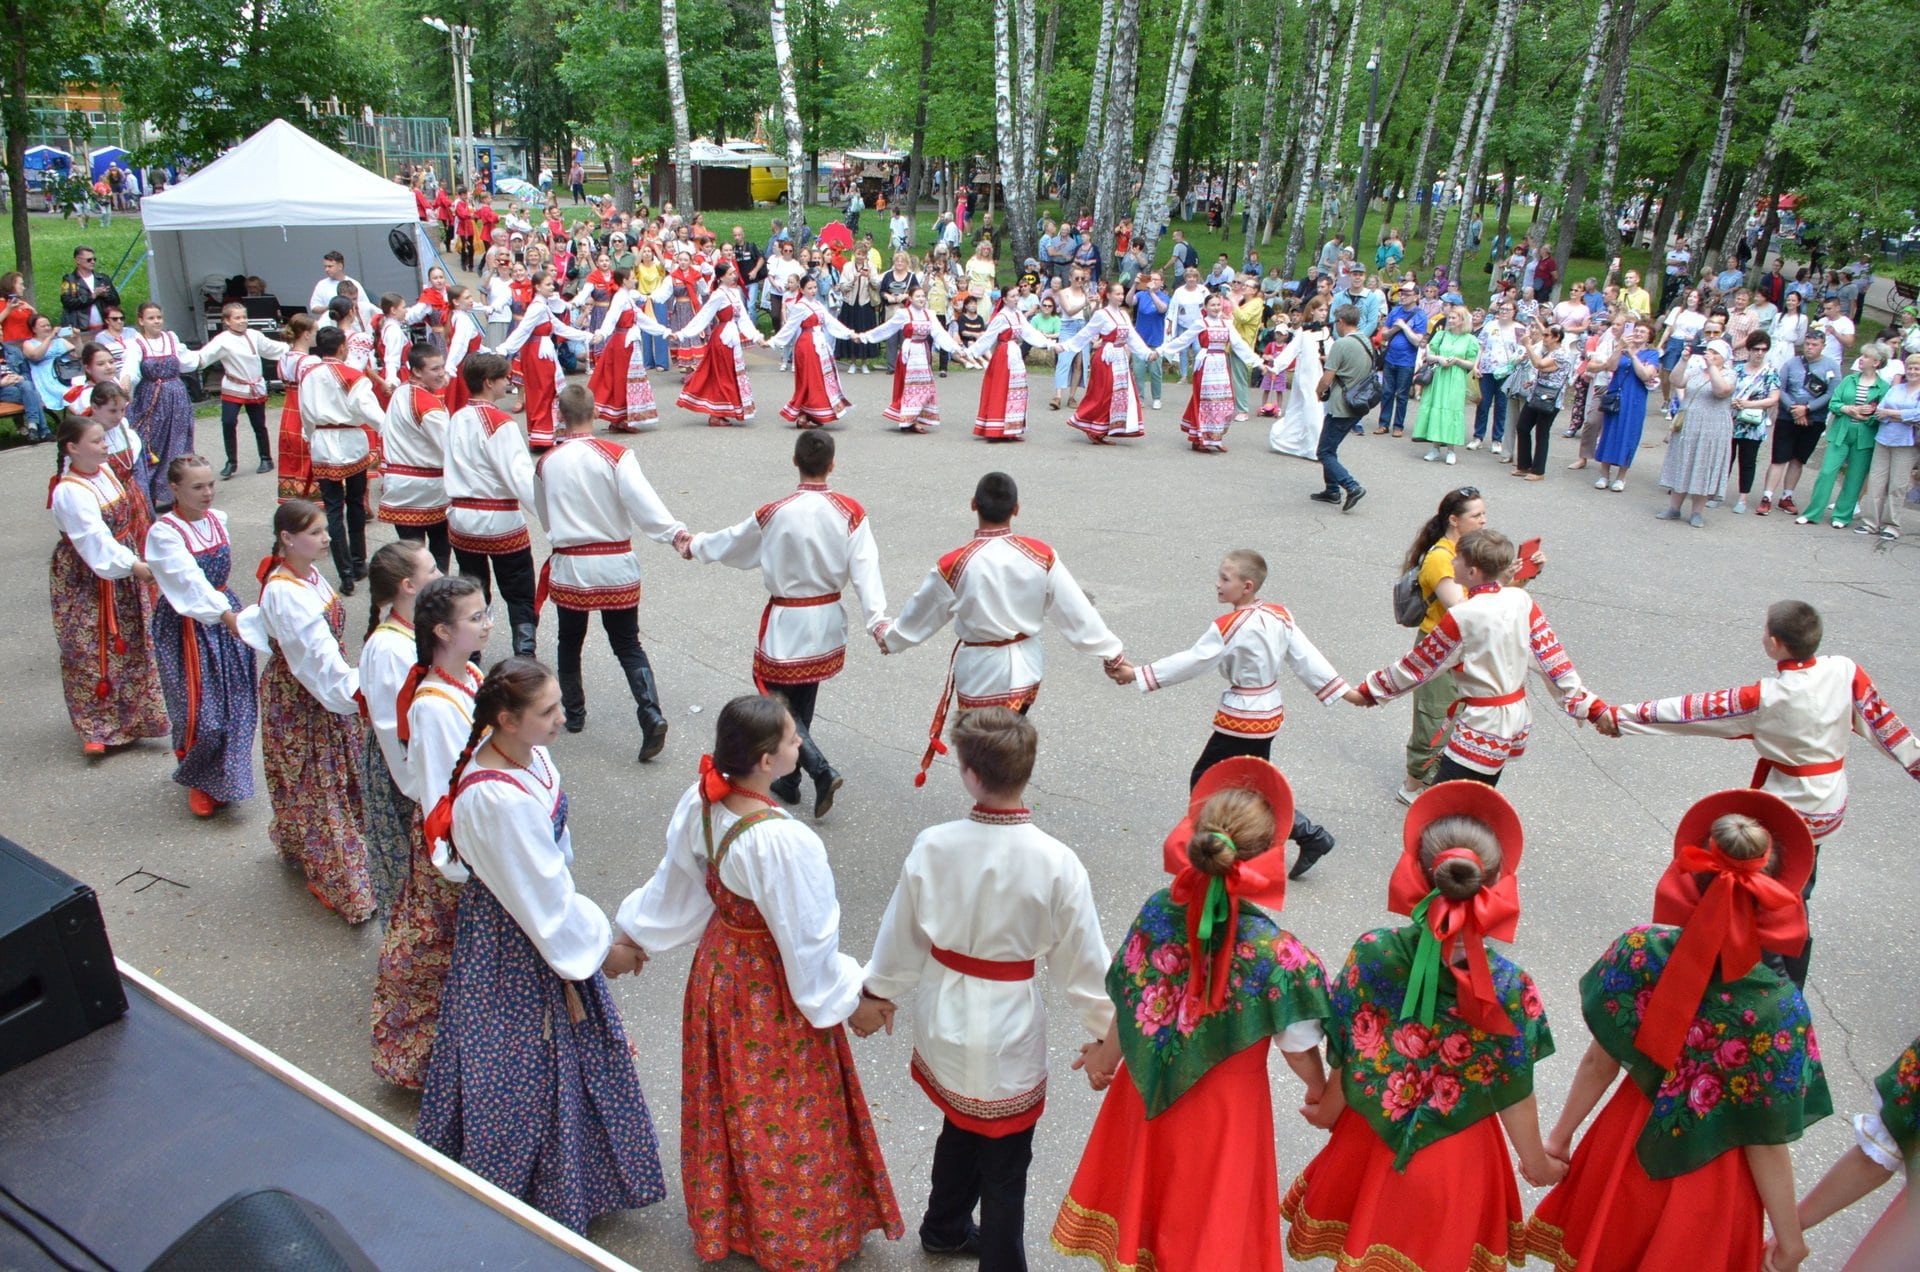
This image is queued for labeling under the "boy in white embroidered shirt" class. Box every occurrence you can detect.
[1111,548,1348,878]
[1349,528,1608,785]
[863,708,1115,1267]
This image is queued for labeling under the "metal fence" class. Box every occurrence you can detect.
[341,115,455,188]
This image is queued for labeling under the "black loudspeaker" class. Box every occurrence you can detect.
[145,1189,379,1272]
[0,837,127,1077]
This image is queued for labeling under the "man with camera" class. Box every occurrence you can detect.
[1310,304,1375,512]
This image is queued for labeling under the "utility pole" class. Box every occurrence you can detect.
[1350,44,1381,252]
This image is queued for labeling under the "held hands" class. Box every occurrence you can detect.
[871,619,892,653]
[1299,1092,1341,1130]
[601,934,649,978]
[1517,1152,1568,1189]
[848,993,896,1039]
[131,562,156,585]
[220,610,242,638]
[1106,658,1138,686]
[1592,708,1622,738]
[1761,1236,1811,1272]
[672,529,694,560]
[1341,686,1370,707]
[1072,1034,1122,1091]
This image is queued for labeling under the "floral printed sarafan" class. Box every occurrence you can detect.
[1329,925,1553,1171]
[1871,1035,1919,1174]
[1110,889,1332,1119]
[1580,923,1832,1179]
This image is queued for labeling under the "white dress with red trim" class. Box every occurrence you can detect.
[587,288,672,431]
[865,306,967,432]
[1359,583,1603,775]
[1612,654,1920,841]
[531,434,685,611]
[964,307,1053,440]
[299,360,385,482]
[864,806,1114,1136]
[377,386,450,527]
[1061,307,1155,441]
[444,403,537,556]
[441,309,488,417]
[768,298,855,426]
[1159,318,1261,450]
[689,483,888,688]
[1139,600,1348,738]
[497,297,591,451]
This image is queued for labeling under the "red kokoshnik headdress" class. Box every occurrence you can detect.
[1634,788,1812,1070]
[1387,781,1526,1036]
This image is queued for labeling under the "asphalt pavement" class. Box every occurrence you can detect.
[3,355,1913,1269]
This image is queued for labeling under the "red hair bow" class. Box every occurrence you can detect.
[1635,842,1806,1070]
[1407,848,1523,1036]
[698,754,734,804]
[394,665,428,744]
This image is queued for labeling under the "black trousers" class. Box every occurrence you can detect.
[920,1118,1034,1272]
[1188,730,1330,848]
[1434,754,1502,787]
[556,605,652,721]
[453,545,538,655]
[1513,402,1555,475]
[396,519,452,574]
[220,399,271,466]
[1732,436,1765,494]
[317,474,368,584]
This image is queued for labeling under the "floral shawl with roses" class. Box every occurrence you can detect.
[1109,889,1332,1120]
[1582,923,1832,1180]
[1873,1035,1920,1174]
[1329,925,1553,1172]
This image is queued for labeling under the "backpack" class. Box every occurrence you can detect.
[1338,334,1384,413]
[1391,562,1429,627]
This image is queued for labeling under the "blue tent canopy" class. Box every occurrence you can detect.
[23,146,71,173]
[89,147,129,180]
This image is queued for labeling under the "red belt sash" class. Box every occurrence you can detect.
[382,463,444,478]
[752,593,845,691]
[535,540,633,610]
[451,496,519,511]
[1422,686,1530,769]
[1752,756,1845,786]
[918,633,1034,785]
[931,945,1035,981]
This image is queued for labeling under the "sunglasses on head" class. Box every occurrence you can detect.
[1455,486,1481,499]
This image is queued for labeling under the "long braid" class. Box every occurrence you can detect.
[430,656,553,861]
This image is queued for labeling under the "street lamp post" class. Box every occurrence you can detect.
[423,16,476,191]
[1351,44,1383,256]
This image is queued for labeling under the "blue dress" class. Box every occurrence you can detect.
[130,338,197,510]
[148,515,258,803]
[417,772,666,1233]
[1593,349,1660,467]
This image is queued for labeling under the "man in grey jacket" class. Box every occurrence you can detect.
[1759,329,1841,516]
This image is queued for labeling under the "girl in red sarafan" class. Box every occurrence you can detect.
[1051,758,1333,1272]
[1282,780,1561,1272]
[1525,788,1830,1272]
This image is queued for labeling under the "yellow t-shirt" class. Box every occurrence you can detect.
[1233,296,1264,347]
[632,262,666,296]
[1622,286,1652,318]
[1417,538,1458,634]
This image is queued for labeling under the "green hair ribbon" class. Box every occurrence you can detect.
[1400,887,1445,1028]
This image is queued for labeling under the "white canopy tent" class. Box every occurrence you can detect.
[141,119,428,343]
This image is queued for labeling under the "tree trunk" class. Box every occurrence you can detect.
[1135,0,1210,260]
[1685,1,1747,275]
[1424,0,1495,271]
[1093,0,1142,254]
[1704,165,1747,264]
[1031,0,1061,205]
[903,0,939,220]
[1494,156,1516,241]
[1446,0,1516,282]
[660,0,694,209]
[3,10,30,295]
[1317,0,1364,235]
[1646,144,1698,294]
[1551,132,1600,269]
[1535,0,1615,242]
[1161,0,1194,119]
[1407,4,1468,254]
[1242,0,1290,262]
[771,0,809,233]
[1731,9,1820,276]
[1752,166,1786,275]
[1594,0,1636,264]
[1374,11,1423,147]
[1281,0,1341,277]
[1008,0,1041,263]
[1383,165,1406,229]
[1070,0,1117,212]
[992,0,1020,243]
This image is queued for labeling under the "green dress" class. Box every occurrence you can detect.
[1414,330,1480,446]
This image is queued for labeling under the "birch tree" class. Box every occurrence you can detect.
[1533,0,1615,243]
[1730,8,1820,275]
[1092,0,1141,254]
[1242,0,1290,262]
[1317,0,1365,235]
[1281,0,1341,277]
[1446,0,1518,283]
[1594,0,1636,263]
[1423,1,1496,271]
[1135,0,1211,260]
[660,0,693,207]
[1009,0,1041,261]
[1686,0,1750,273]
[902,0,938,218]
[1070,4,1116,210]
[770,0,808,232]
[1407,2,1468,250]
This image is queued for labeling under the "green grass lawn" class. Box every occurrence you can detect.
[0,214,151,316]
